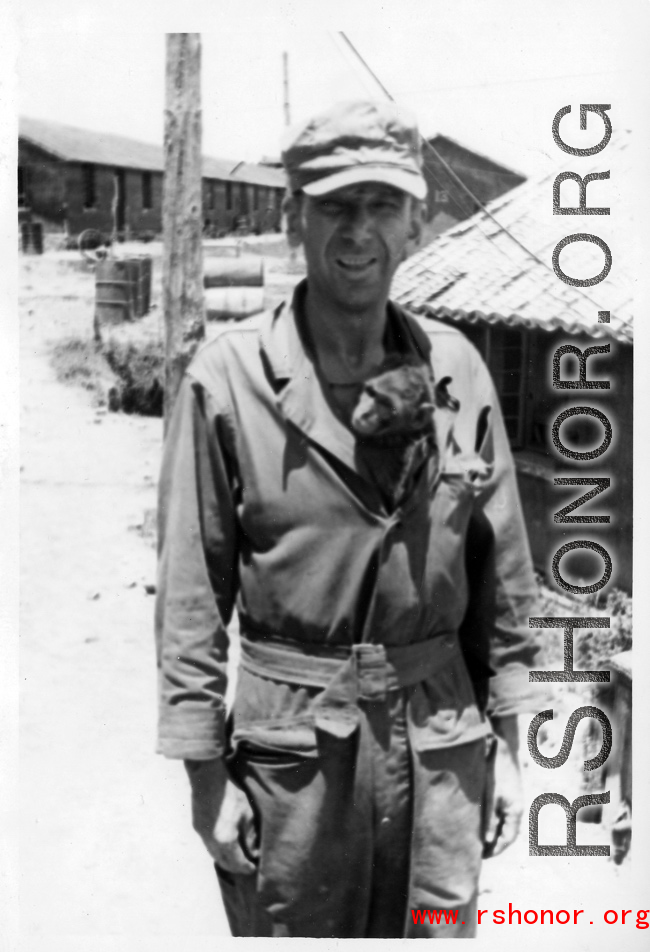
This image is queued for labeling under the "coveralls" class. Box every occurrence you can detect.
[156,282,539,938]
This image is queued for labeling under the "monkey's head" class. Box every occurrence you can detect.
[351,358,435,439]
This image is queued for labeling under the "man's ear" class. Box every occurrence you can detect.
[282,192,303,248]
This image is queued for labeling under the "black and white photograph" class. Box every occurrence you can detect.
[2,0,649,947]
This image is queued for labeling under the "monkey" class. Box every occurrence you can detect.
[349,356,461,508]
[351,356,459,439]
[351,357,432,439]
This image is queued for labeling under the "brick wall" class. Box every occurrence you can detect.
[20,139,284,238]
[18,141,67,224]
[423,136,526,226]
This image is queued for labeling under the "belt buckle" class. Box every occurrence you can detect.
[353,644,388,701]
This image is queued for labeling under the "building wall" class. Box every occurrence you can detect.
[443,317,632,592]
[65,163,116,235]
[516,329,632,593]
[423,136,526,229]
[20,138,284,239]
[203,179,283,235]
[123,168,163,234]
[202,178,228,234]
[63,163,164,236]
[18,140,67,225]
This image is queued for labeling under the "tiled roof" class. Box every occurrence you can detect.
[19,116,165,171]
[231,161,287,189]
[202,156,286,188]
[19,116,285,189]
[393,131,633,344]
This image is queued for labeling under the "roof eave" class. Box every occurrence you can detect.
[412,302,633,345]
[18,134,68,163]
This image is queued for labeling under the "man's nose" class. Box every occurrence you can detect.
[340,205,373,241]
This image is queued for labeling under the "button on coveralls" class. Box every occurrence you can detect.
[156,285,539,938]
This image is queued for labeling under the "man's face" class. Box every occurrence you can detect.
[288,182,421,314]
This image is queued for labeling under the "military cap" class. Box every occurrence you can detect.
[281,100,427,200]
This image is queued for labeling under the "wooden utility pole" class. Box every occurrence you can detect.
[162,33,204,431]
[282,52,291,126]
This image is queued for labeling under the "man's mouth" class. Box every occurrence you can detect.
[336,255,377,272]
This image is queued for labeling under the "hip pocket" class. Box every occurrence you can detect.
[407,650,489,751]
[230,719,319,768]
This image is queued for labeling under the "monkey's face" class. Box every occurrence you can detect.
[351,364,435,438]
[351,385,396,436]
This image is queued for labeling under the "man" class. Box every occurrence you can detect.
[156,101,539,938]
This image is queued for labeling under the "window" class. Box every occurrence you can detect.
[240,185,249,216]
[18,167,26,206]
[488,326,527,446]
[83,163,96,209]
[449,322,528,448]
[253,186,259,212]
[142,171,153,211]
[225,181,233,212]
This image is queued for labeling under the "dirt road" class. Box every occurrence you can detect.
[19,254,230,946]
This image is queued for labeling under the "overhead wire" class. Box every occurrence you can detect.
[326,33,382,102]
[336,31,612,317]
[328,34,481,224]
[333,30,563,303]
[337,32,393,101]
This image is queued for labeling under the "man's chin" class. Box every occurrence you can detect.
[331,279,391,314]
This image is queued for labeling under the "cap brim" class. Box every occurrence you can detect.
[302,166,427,201]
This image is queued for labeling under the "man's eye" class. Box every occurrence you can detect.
[320,201,343,214]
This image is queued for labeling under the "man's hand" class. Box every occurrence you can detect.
[483,714,523,858]
[184,759,258,874]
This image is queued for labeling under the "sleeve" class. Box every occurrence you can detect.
[459,346,543,718]
[155,371,240,760]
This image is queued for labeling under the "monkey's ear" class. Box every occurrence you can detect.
[414,402,434,425]
[435,377,461,411]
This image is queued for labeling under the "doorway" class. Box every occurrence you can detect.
[113,169,126,236]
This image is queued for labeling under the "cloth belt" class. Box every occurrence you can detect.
[239,632,461,738]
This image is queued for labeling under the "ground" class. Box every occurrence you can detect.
[19,252,232,941]
[18,245,633,946]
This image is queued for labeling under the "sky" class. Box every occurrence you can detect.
[10,0,650,181]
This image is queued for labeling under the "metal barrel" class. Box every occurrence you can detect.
[204,286,265,321]
[126,258,142,316]
[31,222,43,254]
[138,255,153,315]
[203,255,264,288]
[20,222,43,254]
[95,258,134,324]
